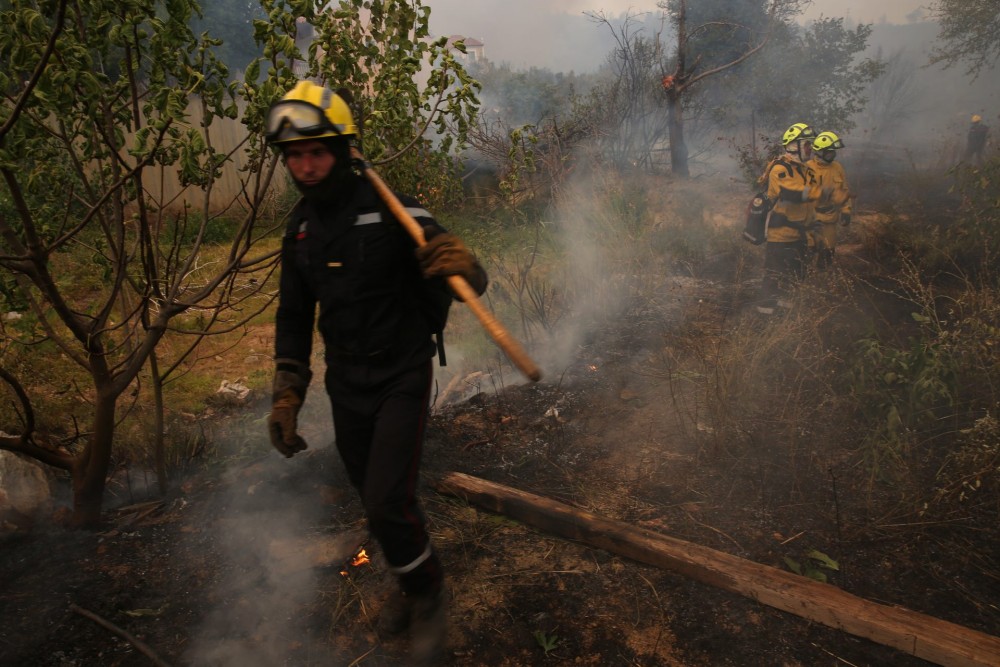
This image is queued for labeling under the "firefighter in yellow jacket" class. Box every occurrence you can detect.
[807,131,852,269]
[757,122,818,314]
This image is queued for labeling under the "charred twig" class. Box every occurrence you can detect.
[683,510,743,551]
[347,646,377,667]
[69,603,171,667]
[114,501,165,531]
[461,439,490,451]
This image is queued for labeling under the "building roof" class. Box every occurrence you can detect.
[447,35,484,48]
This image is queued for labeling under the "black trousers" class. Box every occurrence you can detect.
[327,359,442,595]
[761,240,807,304]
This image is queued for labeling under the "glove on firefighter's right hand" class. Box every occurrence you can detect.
[268,370,308,458]
[415,230,488,296]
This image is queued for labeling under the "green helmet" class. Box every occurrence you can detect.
[782,122,816,146]
[812,131,844,151]
[264,80,358,145]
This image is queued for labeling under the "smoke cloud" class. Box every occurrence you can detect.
[423,0,930,73]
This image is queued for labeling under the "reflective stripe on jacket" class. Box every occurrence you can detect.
[274,177,445,376]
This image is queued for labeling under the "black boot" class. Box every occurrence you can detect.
[409,587,447,665]
[377,587,412,636]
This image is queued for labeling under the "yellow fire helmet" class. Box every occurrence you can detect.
[265,80,358,145]
[782,122,816,146]
[812,131,844,151]
[972,114,982,123]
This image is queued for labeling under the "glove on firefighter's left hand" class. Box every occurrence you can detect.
[416,231,488,296]
[840,213,851,227]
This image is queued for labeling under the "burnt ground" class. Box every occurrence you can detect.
[2,225,999,667]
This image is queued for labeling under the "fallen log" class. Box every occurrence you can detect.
[434,471,1000,667]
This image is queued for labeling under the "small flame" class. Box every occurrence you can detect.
[587,364,598,372]
[340,547,370,577]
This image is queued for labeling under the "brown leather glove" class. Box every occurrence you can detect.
[268,369,309,458]
[415,231,488,295]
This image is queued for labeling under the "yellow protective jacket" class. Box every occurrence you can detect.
[807,157,852,225]
[759,155,817,243]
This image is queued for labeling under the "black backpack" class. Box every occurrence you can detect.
[743,157,796,245]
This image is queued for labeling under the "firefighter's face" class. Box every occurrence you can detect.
[282,140,336,186]
[786,139,809,158]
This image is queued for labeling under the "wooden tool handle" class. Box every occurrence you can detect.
[352,148,542,382]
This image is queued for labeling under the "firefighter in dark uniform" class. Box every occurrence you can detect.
[756,122,818,314]
[264,80,487,663]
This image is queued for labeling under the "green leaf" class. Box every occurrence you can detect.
[803,567,828,583]
[806,550,840,571]
[533,630,559,655]
[783,556,802,575]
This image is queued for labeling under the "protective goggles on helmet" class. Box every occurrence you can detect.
[264,100,344,143]
[813,134,844,151]
[782,124,814,146]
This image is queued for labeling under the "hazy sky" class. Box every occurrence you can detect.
[423,0,931,72]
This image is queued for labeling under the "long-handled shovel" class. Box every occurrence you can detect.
[352,148,542,382]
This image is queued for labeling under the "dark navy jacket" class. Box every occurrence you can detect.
[274,177,448,389]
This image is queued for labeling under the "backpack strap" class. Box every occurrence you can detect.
[373,197,450,367]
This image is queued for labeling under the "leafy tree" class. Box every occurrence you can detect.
[587,1,879,178]
[190,0,267,77]
[464,62,598,207]
[292,0,481,209]
[586,11,671,171]
[0,0,282,528]
[653,0,802,176]
[859,47,922,143]
[732,17,883,179]
[470,62,595,128]
[929,0,1000,79]
[587,1,801,176]
[0,0,479,528]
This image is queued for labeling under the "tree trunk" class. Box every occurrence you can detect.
[667,94,689,177]
[70,391,117,528]
[150,352,167,495]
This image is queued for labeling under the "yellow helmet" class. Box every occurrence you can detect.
[812,131,844,151]
[265,80,358,144]
[972,114,982,123]
[782,122,816,146]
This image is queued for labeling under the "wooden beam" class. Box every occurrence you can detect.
[434,471,1000,667]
